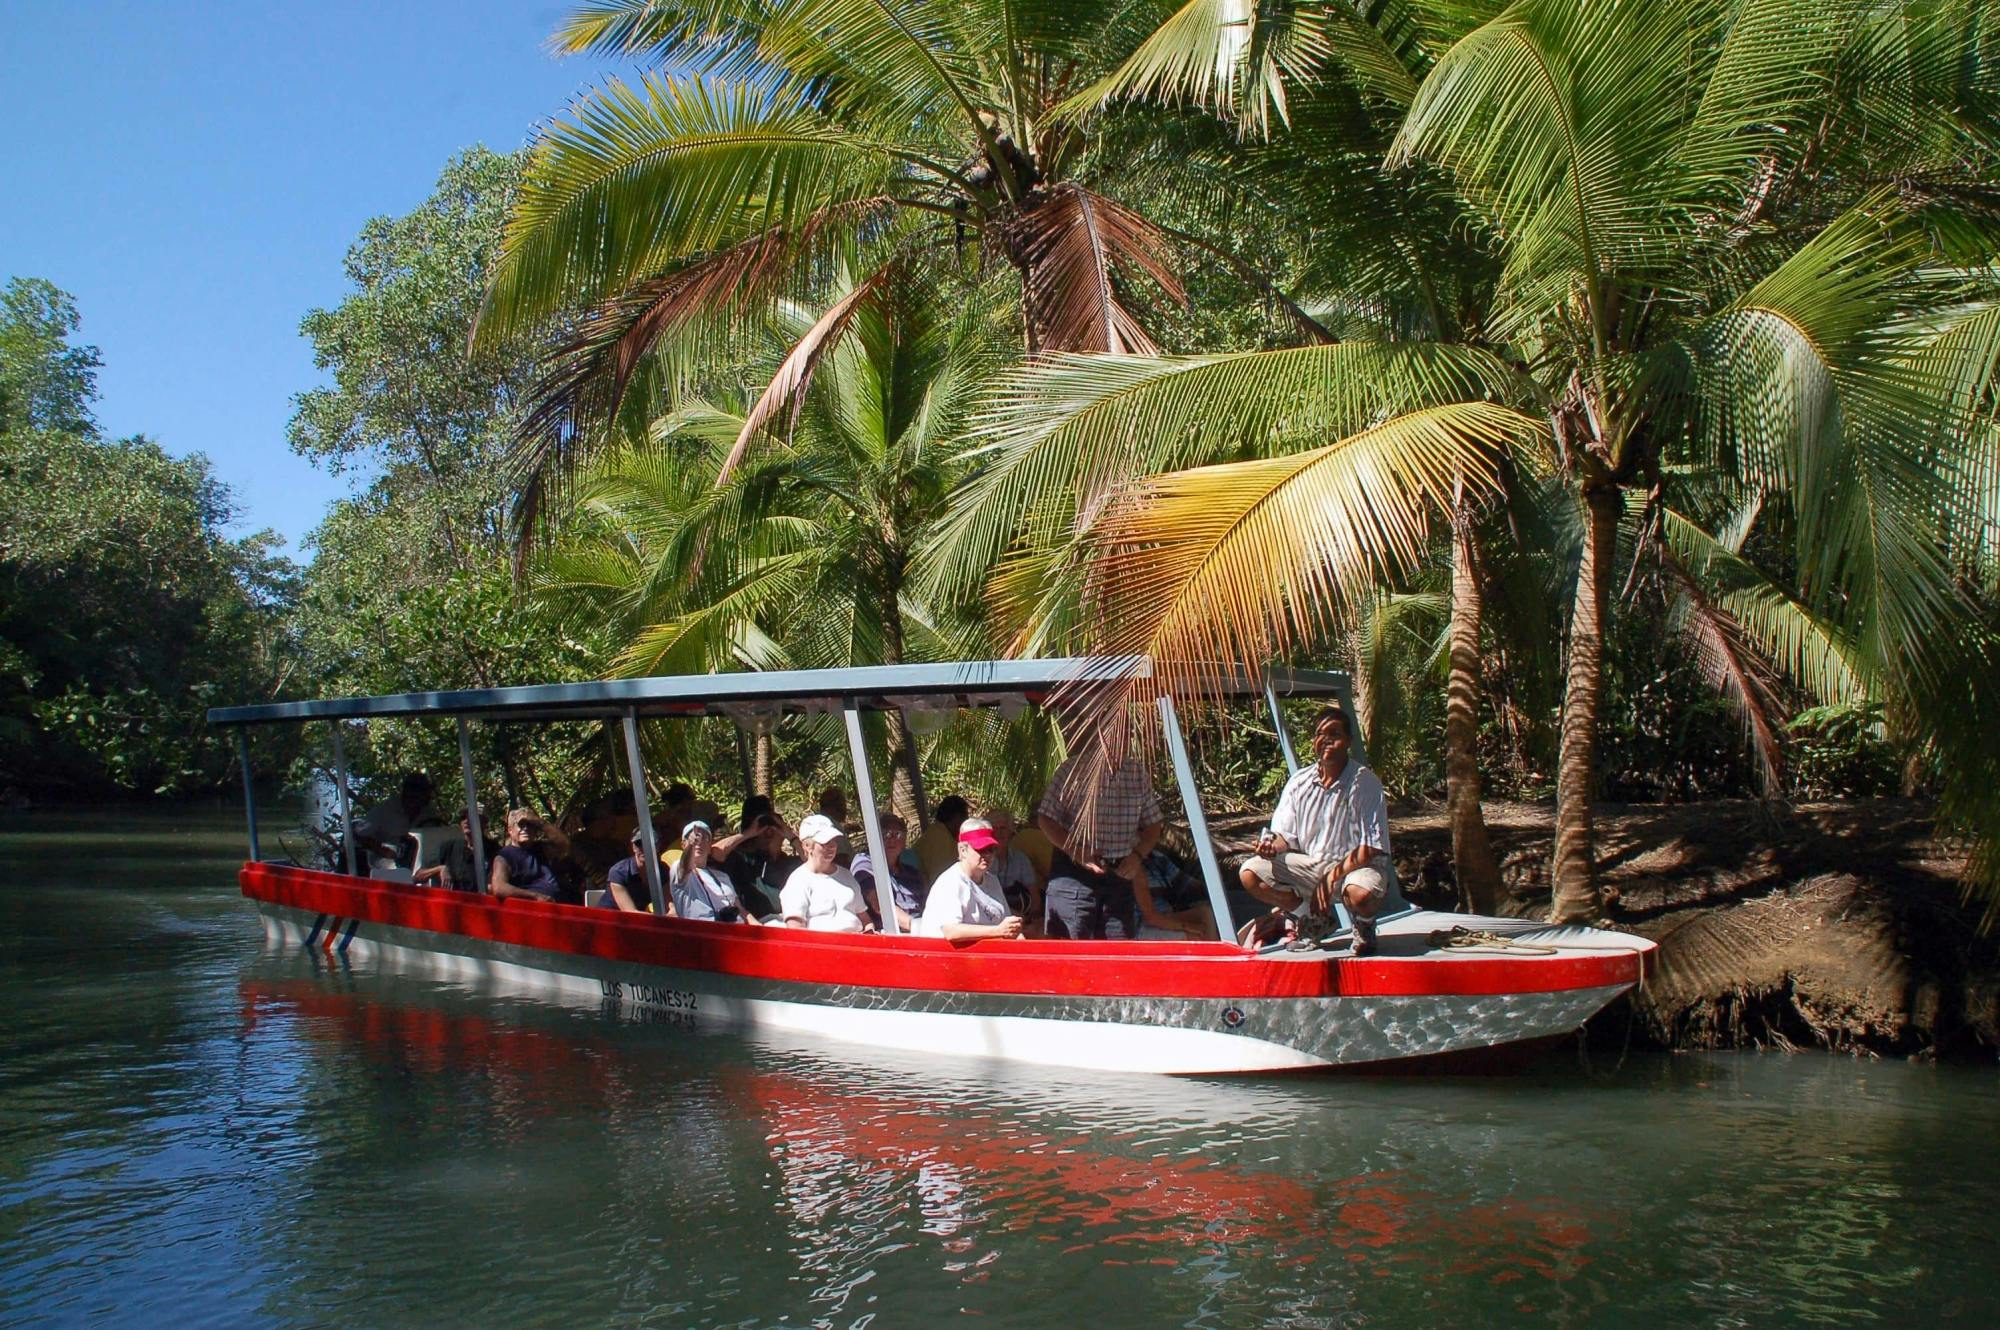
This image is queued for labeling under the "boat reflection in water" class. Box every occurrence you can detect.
[237,964,1616,1324]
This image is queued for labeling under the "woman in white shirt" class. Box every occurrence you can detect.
[918,820,1023,942]
[779,815,875,933]
[670,821,752,923]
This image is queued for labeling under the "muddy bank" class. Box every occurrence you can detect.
[1381,799,2000,1060]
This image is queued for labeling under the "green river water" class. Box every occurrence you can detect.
[0,809,1994,1329]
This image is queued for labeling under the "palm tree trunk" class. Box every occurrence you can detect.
[877,568,925,826]
[882,708,924,827]
[1446,510,1503,914]
[752,732,773,798]
[1346,625,1373,743]
[1551,482,1619,923]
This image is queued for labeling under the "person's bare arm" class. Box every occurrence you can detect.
[1130,865,1201,937]
[1036,812,1071,853]
[938,917,1023,942]
[608,879,643,912]
[1114,819,1166,882]
[1320,844,1377,888]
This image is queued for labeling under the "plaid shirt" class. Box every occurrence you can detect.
[1037,753,1163,862]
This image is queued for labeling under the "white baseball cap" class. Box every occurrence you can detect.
[797,813,843,845]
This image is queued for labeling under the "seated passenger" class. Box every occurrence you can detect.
[1138,847,1219,940]
[1011,809,1056,887]
[716,810,797,915]
[817,786,849,827]
[917,819,1023,941]
[413,806,496,892]
[850,812,923,931]
[352,772,439,871]
[490,808,570,902]
[914,794,971,882]
[603,825,671,913]
[779,815,874,933]
[669,820,752,923]
[981,806,1043,927]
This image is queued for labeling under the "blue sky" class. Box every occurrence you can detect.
[1,1,639,556]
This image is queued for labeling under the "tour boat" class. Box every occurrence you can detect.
[210,658,1653,1075]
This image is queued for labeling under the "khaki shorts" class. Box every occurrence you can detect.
[1241,853,1387,916]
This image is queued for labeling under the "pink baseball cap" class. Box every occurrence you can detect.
[958,825,1001,853]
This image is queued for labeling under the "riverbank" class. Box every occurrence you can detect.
[1387,799,2000,1060]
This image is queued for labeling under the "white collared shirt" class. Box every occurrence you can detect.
[1270,761,1389,863]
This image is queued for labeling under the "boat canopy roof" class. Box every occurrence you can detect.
[206,658,1353,728]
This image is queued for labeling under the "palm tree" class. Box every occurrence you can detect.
[535,270,1000,821]
[475,0,1347,515]
[936,0,2000,921]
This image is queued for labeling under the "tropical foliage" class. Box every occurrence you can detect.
[940,0,2000,921]
[0,278,297,797]
[471,0,1357,528]
[22,0,1996,934]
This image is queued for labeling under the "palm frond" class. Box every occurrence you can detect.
[552,0,770,61]
[1015,183,1185,353]
[504,202,894,519]
[1660,507,1871,710]
[478,75,924,348]
[1654,542,1789,795]
[1389,0,1726,334]
[1060,400,1536,712]
[920,340,1532,605]
[721,261,897,481]
[1698,197,1972,683]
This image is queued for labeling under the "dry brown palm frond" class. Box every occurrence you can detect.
[718,261,897,484]
[1656,544,1790,797]
[1014,183,1186,354]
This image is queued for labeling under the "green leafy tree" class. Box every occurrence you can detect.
[285,148,610,809]
[941,0,2000,921]
[291,147,528,570]
[0,280,295,797]
[0,278,100,436]
[537,270,1004,818]
[474,0,1374,513]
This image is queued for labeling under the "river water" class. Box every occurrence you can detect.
[1,810,1994,1329]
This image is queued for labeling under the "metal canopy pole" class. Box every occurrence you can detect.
[842,702,898,934]
[622,711,668,915]
[331,724,358,876]
[1158,694,1234,940]
[1264,676,1301,775]
[457,718,487,895]
[235,729,260,861]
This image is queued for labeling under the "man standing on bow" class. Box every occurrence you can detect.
[1239,706,1391,955]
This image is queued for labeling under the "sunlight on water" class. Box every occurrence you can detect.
[1,809,1995,1328]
